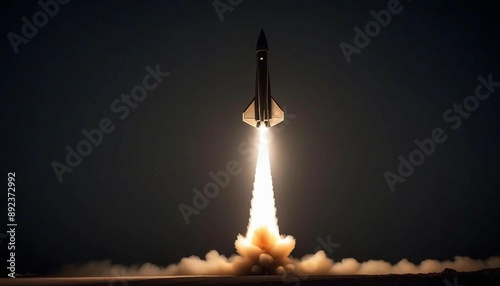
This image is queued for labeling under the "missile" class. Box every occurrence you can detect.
[242,30,284,128]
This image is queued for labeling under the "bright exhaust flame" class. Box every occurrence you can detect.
[234,126,296,274]
[246,127,279,240]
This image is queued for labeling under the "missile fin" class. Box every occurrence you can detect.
[269,97,284,126]
[243,98,258,127]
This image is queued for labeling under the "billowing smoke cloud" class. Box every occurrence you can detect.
[296,252,500,275]
[58,252,500,276]
[58,128,500,277]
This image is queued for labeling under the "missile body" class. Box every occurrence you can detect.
[242,30,284,128]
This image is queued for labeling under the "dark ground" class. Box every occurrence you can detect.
[1,268,499,286]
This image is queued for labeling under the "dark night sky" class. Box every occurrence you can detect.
[1,0,500,276]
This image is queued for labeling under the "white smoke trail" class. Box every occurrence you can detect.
[244,127,279,240]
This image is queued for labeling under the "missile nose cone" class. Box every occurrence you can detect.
[256,29,268,51]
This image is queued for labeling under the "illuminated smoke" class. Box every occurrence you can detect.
[58,127,500,277]
[243,127,280,240]
[59,254,500,276]
[234,126,296,274]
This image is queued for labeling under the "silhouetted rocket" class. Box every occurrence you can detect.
[242,30,284,128]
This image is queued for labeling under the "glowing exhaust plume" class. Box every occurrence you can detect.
[234,126,296,274]
[246,127,279,240]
